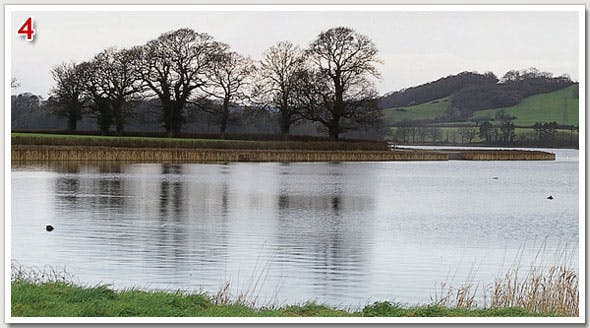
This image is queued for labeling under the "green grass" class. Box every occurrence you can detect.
[382,97,450,123]
[11,282,557,317]
[11,133,236,144]
[11,133,388,151]
[473,85,579,126]
[383,85,579,127]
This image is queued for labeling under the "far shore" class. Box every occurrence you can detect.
[11,132,555,162]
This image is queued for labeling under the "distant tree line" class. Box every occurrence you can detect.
[389,109,578,148]
[379,71,498,108]
[40,27,383,140]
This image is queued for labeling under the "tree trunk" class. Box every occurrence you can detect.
[97,108,113,135]
[328,121,340,140]
[166,102,184,138]
[219,98,229,138]
[113,101,125,136]
[67,115,77,131]
[67,106,81,131]
[279,111,291,136]
[329,78,344,140]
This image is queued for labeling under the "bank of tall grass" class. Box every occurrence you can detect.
[12,145,447,162]
[11,282,558,317]
[10,262,577,317]
[455,150,555,160]
[12,132,556,162]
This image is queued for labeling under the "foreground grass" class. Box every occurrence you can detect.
[11,281,557,317]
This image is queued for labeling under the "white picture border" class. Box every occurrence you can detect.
[4,3,586,324]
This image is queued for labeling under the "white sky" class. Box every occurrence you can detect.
[10,9,580,97]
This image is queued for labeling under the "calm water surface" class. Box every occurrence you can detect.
[11,148,579,307]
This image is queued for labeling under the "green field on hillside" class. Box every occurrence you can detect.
[382,97,450,123]
[383,85,578,127]
[472,85,579,126]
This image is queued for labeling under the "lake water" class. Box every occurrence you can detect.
[11,148,579,308]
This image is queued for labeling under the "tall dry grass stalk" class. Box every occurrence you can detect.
[432,267,481,310]
[432,245,579,316]
[11,261,72,284]
[213,257,276,308]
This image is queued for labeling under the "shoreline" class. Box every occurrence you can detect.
[11,281,561,318]
[11,145,555,162]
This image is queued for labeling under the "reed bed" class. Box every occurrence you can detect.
[487,265,578,316]
[12,133,389,151]
[12,145,448,162]
[458,150,555,161]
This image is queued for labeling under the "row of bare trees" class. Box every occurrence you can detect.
[48,26,382,139]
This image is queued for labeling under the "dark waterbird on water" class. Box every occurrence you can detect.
[547,196,554,200]
[45,225,54,232]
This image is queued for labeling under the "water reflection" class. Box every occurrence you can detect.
[11,155,579,306]
[273,163,376,299]
[159,164,184,220]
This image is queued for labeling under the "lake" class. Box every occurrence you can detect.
[11,148,579,308]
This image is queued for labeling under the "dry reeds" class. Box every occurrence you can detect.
[487,264,578,316]
[432,268,481,310]
[11,145,448,162]
[11,261,72,284]
[459,150,555,161]
[431,246,579,316]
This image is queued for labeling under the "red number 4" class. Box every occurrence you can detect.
[18,17,35,41]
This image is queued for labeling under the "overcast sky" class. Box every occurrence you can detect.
[10,9,580,97]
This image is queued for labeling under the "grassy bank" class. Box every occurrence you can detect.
[10,249,578,318]
[11,281,557,317]
[11,133,389,151]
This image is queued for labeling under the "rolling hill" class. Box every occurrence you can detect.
[472,85,579,126]
[383,84,579,127]
[381,97,450,123]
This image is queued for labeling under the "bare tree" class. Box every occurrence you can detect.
[201,50,254,137]
[458,126,477,144]
[429,127,443,144]
[139,28,223,137]
[83,48,143,134]
[49,63,87,130]
[255,41,309,136]
[303,27,382,139]
[77,60,111,134]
